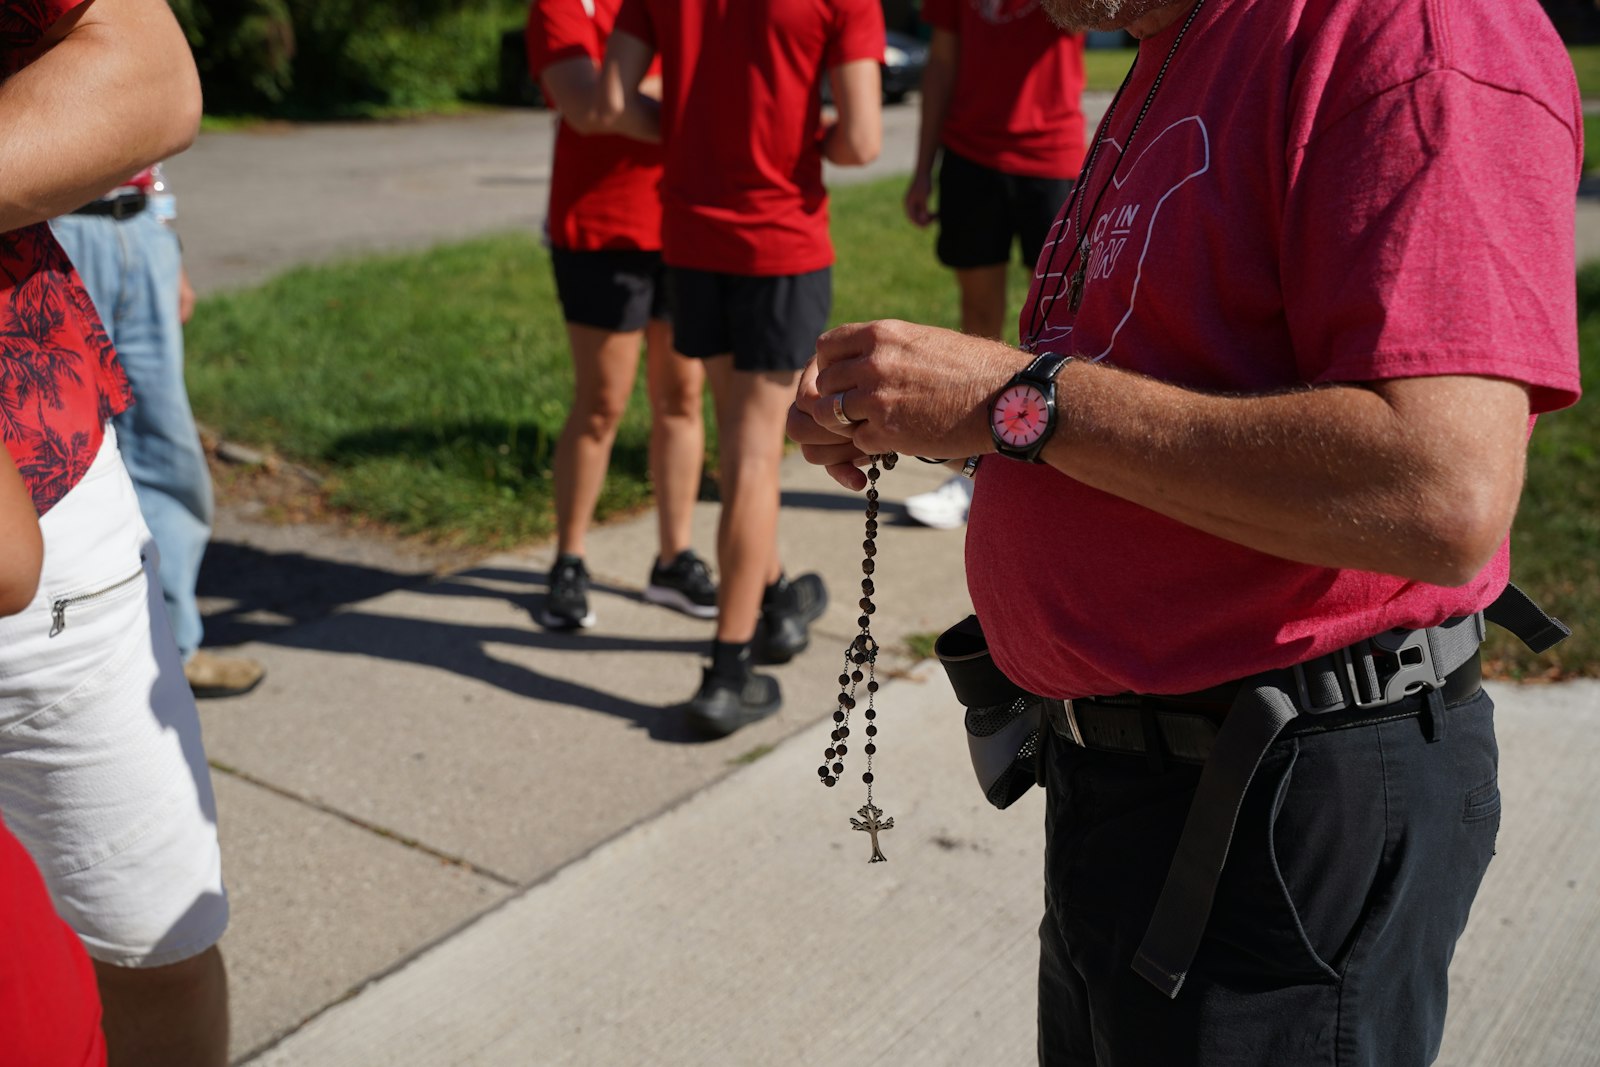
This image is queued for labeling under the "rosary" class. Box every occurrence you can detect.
[813,0,1209,866]
[816,452,897,862]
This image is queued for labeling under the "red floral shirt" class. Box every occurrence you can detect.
[0,0,132,515]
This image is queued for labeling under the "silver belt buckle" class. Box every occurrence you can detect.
[1046,698,1085,746]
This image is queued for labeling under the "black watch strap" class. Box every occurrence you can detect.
[1022,352,1074,387]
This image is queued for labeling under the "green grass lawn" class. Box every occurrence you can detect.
[1083,47,1137,93]
[185,176,1596,677]
[185,178,1022,548]
[1570,44,1600,99]
[1478,265,1599,680]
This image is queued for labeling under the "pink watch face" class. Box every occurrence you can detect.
[992,384,1050,449]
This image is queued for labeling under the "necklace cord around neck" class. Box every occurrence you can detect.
[1022,0,1209,351]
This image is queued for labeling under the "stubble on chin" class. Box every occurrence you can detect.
[1039,0,1122,31]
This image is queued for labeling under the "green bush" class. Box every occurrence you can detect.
[174,0,525,117]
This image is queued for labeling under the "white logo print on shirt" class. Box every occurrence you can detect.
[1031,116,1211,361]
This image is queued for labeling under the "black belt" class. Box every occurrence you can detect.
[70,192,147,220]
[937,583,1568,1001]
[1043,649,1483,766]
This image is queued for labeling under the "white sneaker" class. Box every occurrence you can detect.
[904,475,973,529]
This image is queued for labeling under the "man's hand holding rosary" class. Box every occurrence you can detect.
[787,321,1042,862]
[787,320,1033,488]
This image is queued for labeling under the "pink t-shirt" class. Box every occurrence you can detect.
[966,0,1582,700]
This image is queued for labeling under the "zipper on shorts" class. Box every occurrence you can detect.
[49,561,144,638]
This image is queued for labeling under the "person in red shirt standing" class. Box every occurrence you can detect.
[0,2,231,1064]
[0,449,106,1067]
[601,0,885,736]
[788,0,1578,1060]
[525,0,719,631]
[902,0,1087,530]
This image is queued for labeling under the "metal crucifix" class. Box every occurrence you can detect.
[850,802,894,863]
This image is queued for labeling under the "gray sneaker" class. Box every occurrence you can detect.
[537,555,596,630]
[755,572,828,663]
[644,550,719,619]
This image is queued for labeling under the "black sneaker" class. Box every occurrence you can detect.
[681,668,782,738]
[644,550,719,619]
[537,555,596,630]
[755,572,828,664]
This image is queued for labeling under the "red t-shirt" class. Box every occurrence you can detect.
[920,0,1087,179]
[968,0,1582,700]
[0,0,132,516]
[0,820,107,1066]
[613,0,885,275]
[526,0,664,252]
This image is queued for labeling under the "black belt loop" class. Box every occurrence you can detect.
[1140,706,1167,775]
[69,192,147,220]
[1422,686,1446,743]
[1036,718,1051,788]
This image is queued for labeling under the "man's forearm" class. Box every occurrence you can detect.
[609,94,661,143]
[0,0,201,232]
[802,321,1531,587]
[598,30,662,144]
[913,46,956,178]
[1037,359,1530,586]
[822,58,881,165]
[545,55,660,141]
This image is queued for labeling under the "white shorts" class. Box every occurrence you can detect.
[0,430,228,967]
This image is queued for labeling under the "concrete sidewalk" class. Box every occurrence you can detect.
[151,106,1600,1064]
[199,451,1600,1065]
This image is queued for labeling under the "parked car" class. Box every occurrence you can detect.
[822,29,929,104]
[880,29,929,104]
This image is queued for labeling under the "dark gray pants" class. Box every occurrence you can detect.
[1039,691,1500,1065]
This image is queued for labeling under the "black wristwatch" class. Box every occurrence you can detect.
[989,353,1074,463]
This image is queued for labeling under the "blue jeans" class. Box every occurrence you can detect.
[50,210,213,661]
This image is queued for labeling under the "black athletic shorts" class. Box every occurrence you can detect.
[550,247,668,332]
[668,266,831,372]
[936,148,1076,271]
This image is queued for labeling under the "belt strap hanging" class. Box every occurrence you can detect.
[1130,582,1565,999]
[1485,582,1572,653]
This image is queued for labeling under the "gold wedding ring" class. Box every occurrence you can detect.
[830,391,857,427]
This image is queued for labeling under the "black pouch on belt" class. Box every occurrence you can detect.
[935,614,1046,810]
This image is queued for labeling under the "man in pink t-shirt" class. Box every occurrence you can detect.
[602,0,885,737]
[788,0,1580,1060]
[901,0,1087,530]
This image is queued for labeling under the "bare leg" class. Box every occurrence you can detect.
[95,945,228,1067]
[954,264,1008,340]
[704,357,800,644]
[643,318,705,561]
[553,323,644,559]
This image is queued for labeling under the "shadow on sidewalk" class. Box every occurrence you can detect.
[780,488,908,519]
[198,543,714,742]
